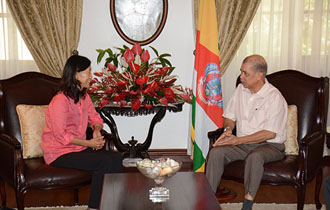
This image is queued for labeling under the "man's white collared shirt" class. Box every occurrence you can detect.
[223,79,288,143]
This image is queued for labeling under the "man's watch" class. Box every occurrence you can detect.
[224,126,231,132]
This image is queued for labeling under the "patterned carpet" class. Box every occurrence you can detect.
[221,203,326,210]
[14,203,325,210]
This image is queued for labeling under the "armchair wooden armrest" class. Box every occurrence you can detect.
[298,131,325,181]
[207,128,224,152]
[0,134,23,185]
[101,130,116,152]
[208,128,224,142]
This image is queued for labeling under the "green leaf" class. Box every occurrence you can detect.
[150,97,158,102]
[97,51,105,64]
[168,67,176,74]
[113,56,119,67]
[162,58,172,67]
[89,94,102,103]
[149,46,159,57]
[160,59,166,67]
[96,49,104,53]
[106,48,114,57]
[156,90,165,97]
[159,53,171,58]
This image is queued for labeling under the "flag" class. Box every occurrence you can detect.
[192,0,224,172]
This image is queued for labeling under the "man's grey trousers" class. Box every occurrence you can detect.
[206,142,285,198]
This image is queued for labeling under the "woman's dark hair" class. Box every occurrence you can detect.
[58,55,91,103]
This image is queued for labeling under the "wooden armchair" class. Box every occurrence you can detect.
[207,70,329,210]
[0,72,115,210]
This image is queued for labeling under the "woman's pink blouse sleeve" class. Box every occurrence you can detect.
[86,94,103,128]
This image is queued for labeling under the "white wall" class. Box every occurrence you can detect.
[78,0,195,149]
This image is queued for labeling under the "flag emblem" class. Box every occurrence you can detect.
[198,63,223,107]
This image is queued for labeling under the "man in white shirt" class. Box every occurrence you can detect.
[206,55,288,210]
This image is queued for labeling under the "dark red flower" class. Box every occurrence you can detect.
[129,62,140,74]
[89,79,97,85]
[132,43,142,55]
[141,50,150,62]
[119,92,127,99]
[159,97,168,106]
[131,99,141,111]
[180,93,192,103]
[165,88,175,99]
[144,104,152,109]
[120,100,127,107]
[114,96,121,102]
[107,63,117,72]
[150,81,159,91]
[129,90,139,95]
[100,99,109,109]
[163,78,177,87]
[114,92,127,102]
[123,48,134,62]
[155,66,170,76]
[136,76,148,86]
[105,87,112,93]
[143,81,159,94]
[117,80,128,86]
[162,66,170,71]
[94,72,103,77]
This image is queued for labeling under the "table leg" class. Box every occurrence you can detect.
[97,107,167,158]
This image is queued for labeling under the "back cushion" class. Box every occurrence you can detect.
[285,105,298,155]
[16,104,48,159]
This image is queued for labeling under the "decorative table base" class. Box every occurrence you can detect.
[96,102,183,158]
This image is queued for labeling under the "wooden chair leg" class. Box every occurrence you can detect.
[74,189,79,205]
[15,190,24,210]
[296,184,306,210]
[0,178,6,206]
[315,168,323,209]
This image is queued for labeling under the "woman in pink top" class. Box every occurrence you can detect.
[41,55,122,210]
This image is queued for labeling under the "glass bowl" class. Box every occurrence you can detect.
[136,158,182,202]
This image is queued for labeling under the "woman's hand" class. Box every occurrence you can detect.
[89,136,105,150]
[93,124,103,139]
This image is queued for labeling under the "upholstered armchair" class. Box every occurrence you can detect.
[0,72,115,210]
[207,70,329,210]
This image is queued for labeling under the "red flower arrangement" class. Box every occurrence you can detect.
[88,43,192,111]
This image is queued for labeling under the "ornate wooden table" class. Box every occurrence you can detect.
[100,172,221,210]
[96,103,183,158]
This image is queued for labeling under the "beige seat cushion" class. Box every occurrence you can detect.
[16,104,48,159]
[284,105,298,155]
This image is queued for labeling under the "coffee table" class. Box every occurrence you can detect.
[100,172,221,210]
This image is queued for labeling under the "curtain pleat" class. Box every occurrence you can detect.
[6,0,83,77]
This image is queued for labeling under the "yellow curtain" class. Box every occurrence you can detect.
[194,0,261,74]
[6,0,83,77]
